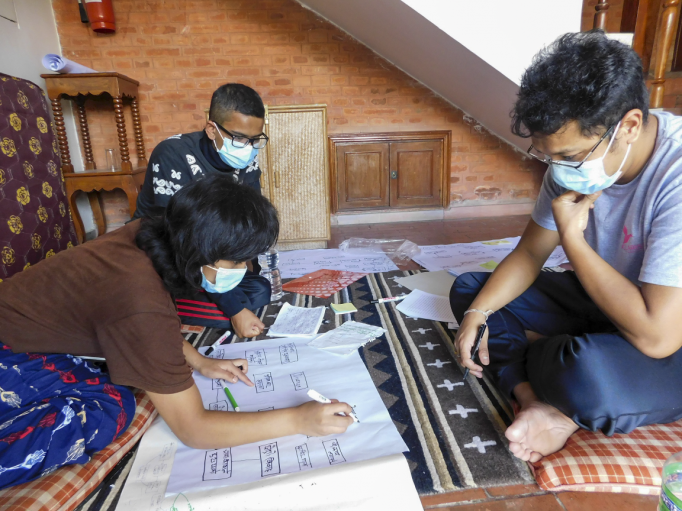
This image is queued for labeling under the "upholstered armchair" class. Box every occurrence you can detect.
[0,72,78,281]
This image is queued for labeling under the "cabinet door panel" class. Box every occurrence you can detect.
[389,141,442,208]
[337,143,389,210]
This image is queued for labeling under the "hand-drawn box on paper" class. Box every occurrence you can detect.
[279,342,298,364]
[323,439,346,465]
[203,448,232,480]
[259,442,280,477]
[254,372,274,393]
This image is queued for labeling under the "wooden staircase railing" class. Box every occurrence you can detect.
[592,0,682,108]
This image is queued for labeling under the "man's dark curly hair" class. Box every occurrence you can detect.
[511,30,649,139]
[135,175,279,296]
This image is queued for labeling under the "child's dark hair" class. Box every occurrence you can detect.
[135,175,279,295]
[209,83,265,123]
[511,30,649,139]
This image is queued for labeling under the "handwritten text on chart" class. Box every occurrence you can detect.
[323,439,346,465]
[259,442,280,477]
[295,443,313,471]
[209,400,228,412]
[290,372,308,391]
[203,448,232,480]
[246,348,267,366]
[279,343,298,364]
[254,372,275,393]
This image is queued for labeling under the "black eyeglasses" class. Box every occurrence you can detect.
[527,124,615,170]
[212,120,269,149]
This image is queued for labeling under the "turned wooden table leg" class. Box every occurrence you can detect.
[87,192,106,237]
[76,99,96,170]
[66,184,85,244]
[113,95,132,172]
[122,177,140,219]
[50,96,74,173]
[131,97,148,168]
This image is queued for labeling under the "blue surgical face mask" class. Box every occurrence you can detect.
[213,122,258,169]
[201,265,246,294]
[550,121,631,195]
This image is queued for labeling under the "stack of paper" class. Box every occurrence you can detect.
[267,303,325,338]
[308,321,386,356]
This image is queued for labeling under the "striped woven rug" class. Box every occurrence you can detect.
[76,270,534,510]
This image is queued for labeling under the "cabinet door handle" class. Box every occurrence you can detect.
[390,170,398,179]
[274,171,280,188]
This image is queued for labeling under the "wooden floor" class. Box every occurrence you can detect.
[329,215,660,510]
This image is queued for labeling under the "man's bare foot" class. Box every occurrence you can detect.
[506,383,578,463]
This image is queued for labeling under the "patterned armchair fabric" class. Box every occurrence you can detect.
[0,72,77,281]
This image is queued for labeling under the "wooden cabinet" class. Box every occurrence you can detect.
[330,132,450,212]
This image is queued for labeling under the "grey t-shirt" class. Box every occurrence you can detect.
[532,111,682,288]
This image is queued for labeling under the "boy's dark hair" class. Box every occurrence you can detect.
[209,83,265,123]
[511,30,649,139]
[136,175,279,295]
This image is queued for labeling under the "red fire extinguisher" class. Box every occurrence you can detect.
[83,0,116,34]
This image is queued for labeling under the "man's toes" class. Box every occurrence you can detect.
[529,451,543,463]
[505,423,525,443]
[508,442,524,455]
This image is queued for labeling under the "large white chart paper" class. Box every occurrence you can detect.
[278,249,398,279]
[413,236,568,275]
[165,338,409,496]
[116,419,421,511]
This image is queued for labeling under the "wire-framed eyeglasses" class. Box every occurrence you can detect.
[527,124,615,170]
[212,120,269,149]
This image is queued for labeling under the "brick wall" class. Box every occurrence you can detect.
[52,0,545,229]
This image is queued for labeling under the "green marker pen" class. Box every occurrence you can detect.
[223,386,240,412]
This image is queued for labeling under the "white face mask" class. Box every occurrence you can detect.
[550,121,631,195]
[201,265,246,294]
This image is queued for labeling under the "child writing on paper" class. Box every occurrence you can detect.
[0,175,353,490]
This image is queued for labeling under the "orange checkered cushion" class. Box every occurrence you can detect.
[0,389,157,511]
[532,420,682,494]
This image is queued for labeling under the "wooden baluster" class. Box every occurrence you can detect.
[75,99,96,170]
[50,97,74,173]
[113,95,132,172]
[130,97,148,168]
[650,0,682,108]
[594,0,611,30]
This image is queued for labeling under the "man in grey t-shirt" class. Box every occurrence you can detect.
[449,31,682,463]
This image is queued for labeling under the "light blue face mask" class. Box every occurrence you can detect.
[550,121,631,195]
[213,122,259,170]
[201,265,246,294]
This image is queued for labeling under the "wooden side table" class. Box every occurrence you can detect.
[41,72,148,243]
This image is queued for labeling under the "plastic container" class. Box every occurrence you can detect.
[258,248,283,301]
[660,452,682,510]
[338,237,421,263]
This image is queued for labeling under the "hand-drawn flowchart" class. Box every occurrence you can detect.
[166,338,409,496]
[413,236,568,275]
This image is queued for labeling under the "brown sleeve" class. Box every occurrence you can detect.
[96,312,194,394]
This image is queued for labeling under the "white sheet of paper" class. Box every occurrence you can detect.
[396,289,457,324]
[412,237,568,274]
[308,321,386,356]
[267,303,325,338]
[117,419,421,511]
[394,270,456,297]
[165,338,409,495]
[278,249,398,279]
[42,54,97,74]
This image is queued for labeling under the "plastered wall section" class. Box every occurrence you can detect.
[52,0,546,228]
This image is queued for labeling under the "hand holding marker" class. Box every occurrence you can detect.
[307,389,359,423]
